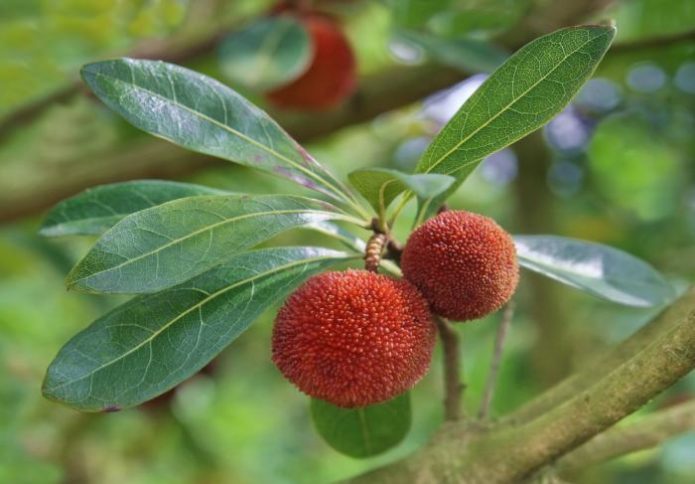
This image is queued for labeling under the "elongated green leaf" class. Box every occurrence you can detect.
[311,393,411,458]
[67,195,349,294]
[348,168,454,214]
[304,221,366,253]
[81,58,347,201]
[514,235,675,307]
[44,247,354,412]
[417,25,615,185]
[218,16,312,91]
[396,30,508,73]
[40,180,226,237]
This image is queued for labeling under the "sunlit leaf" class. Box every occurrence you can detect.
[348,168,454,214]
[311,393,411,458]
[40,180,227,237]
[514,235,675,307]
[218,16,312,91]
[44,247,355,411]
[81,59,349,202]
[66,195,352,294]
[416,25,616,200]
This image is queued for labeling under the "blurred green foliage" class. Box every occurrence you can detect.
[1,0,694,483]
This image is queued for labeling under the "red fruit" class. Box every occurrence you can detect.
[272,270,435,407]
[401,211,519,321]
[266,14,356,110]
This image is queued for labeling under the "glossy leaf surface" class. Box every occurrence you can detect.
[44,247,353,411]
[40,180,226,237]
[67,195,347,294]
[416,25,615,186]
[515,235,675,307]
[81,59,347,201]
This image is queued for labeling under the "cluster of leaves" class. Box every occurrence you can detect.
[40,24,674,457]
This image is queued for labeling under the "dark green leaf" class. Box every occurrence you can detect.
[81,59,350,203]
[218,16,312,91]
[66,195,351,294]
[311,393,411,458]
[348,168,454,215]
[416,25,616,188]
[514,235,675,307]
[40,180,226,237]
[44,247,354,412]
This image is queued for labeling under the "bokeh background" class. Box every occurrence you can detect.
[1,1,694,483]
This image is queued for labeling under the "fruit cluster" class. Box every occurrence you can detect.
[272,210,519,407]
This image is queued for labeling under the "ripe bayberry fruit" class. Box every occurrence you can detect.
[266,13,356,110]
[401,211,519,321]
[272,270,435,407]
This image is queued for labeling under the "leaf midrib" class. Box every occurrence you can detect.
[424,29,609,175]
[68,205,337,287]
[48,253,352,395]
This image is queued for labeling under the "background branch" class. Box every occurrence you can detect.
[478,302,515,420]
[508,289,695,424]
[557,398,695,474]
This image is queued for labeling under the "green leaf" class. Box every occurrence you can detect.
[81,58,349,203]
[396,30,508,73]
[44,247,354,412]
[392,0,448,30]
[304,220,366,253]
[311,393,411,458]
[40,180,226,237]
[348,168,454,215]
[416,25,616,186]
[218,16,312,91]
[514,235,675,307]
[428,3,524,40]
[66,195,351,294]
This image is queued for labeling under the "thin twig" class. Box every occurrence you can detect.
[435,317,463,421]
[479,301,515,420]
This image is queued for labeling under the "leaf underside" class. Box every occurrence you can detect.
[515,235,675,307]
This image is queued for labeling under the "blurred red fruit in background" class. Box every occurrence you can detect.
[266,13,356,111]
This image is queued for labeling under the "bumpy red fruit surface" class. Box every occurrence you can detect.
[272,270,435,407]
[266,14,356,110]
[401,211,519,321]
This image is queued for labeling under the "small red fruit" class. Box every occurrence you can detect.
[266,14,356,110]
[272,270,435,407]
[401,211,519,321]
